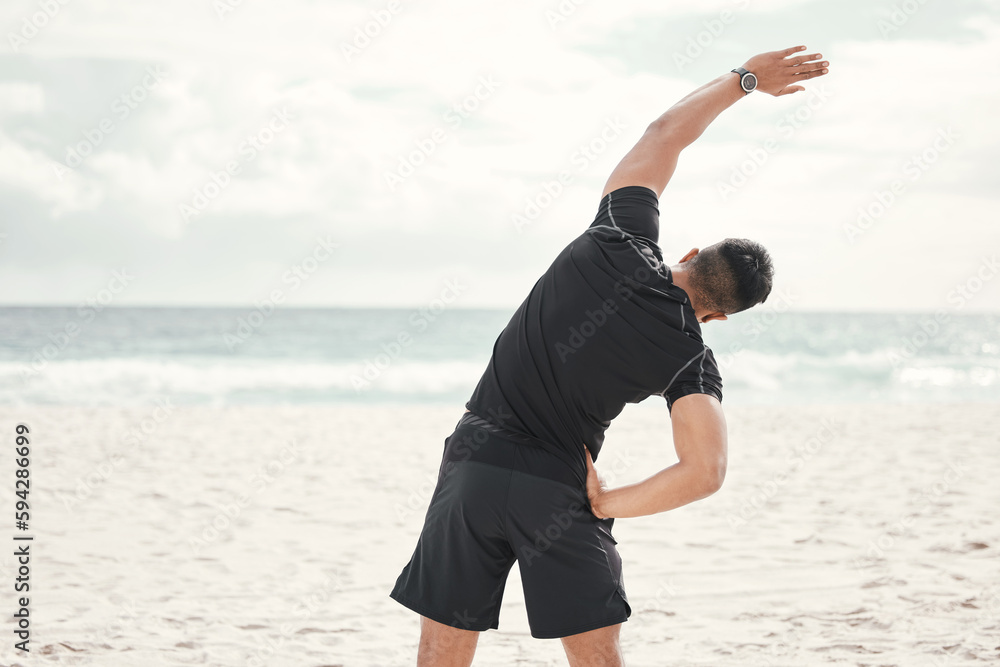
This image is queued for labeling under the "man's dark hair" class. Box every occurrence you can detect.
[686,238,774,315]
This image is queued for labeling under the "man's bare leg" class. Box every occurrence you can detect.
[417,615,480,667]
[561,623,625,667]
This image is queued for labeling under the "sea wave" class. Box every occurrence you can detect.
[3,350,997,406]
[0,357,489,406]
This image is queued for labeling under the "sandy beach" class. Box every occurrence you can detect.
[1,401,998,667]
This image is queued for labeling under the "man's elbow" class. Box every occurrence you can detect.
[647,116,696,151]
[695,458,727,497]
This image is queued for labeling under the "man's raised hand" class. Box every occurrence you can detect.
[743,45,829,97]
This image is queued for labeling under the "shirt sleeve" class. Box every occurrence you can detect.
[589,185,659,243]
[663,345,724,414]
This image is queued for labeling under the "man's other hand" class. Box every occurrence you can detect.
[585,446,610,519]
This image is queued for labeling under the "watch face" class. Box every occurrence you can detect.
[744,73,757,90]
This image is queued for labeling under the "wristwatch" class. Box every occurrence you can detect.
[731,67,757,94]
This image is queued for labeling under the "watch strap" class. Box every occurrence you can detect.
[731,67,753,95]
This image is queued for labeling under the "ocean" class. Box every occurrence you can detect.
[1,306,997,407]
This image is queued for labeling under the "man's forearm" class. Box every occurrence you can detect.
[584,395,728,520]
[600,46,828,198]
[648,72,745,150]
[592,460,722,519]
[599,72,744,198]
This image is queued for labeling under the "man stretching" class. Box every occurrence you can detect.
[390,45,830,666]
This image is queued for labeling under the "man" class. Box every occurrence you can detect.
[390,45,830,666]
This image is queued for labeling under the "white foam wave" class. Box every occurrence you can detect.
[0,357,487,406]
[1,348,996,406]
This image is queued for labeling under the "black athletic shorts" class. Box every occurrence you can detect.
[389,411,631,639]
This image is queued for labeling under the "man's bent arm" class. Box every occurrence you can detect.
[586,393,727,519]
[601,45,829,199]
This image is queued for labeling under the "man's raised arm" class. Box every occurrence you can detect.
[601,45,830,199]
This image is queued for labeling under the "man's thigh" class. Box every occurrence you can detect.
[390,460,517,632]
[506,468,631,639]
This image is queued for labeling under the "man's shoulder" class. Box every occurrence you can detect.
[589,185,661,243]
[598,184,660,205]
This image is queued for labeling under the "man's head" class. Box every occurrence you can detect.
[671,238,774,324]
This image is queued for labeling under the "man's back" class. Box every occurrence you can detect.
[465,185,723,482]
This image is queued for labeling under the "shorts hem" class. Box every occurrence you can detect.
[388,590,498,632]
[529,612,629,639]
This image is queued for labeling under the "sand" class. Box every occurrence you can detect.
[0,401,997,667]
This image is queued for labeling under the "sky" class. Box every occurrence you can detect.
[0,0,998,311]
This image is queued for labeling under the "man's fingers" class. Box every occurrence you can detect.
[777,45,807,57]
[793,58,829,70]
[788,53,822,66]
[793,67,829,79]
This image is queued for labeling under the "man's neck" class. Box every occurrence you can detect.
[669,265,694,303]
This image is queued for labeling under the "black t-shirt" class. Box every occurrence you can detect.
[465,185,723,484]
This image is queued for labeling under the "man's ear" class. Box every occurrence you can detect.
[701,312,728,324]
[678,247,699,263]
